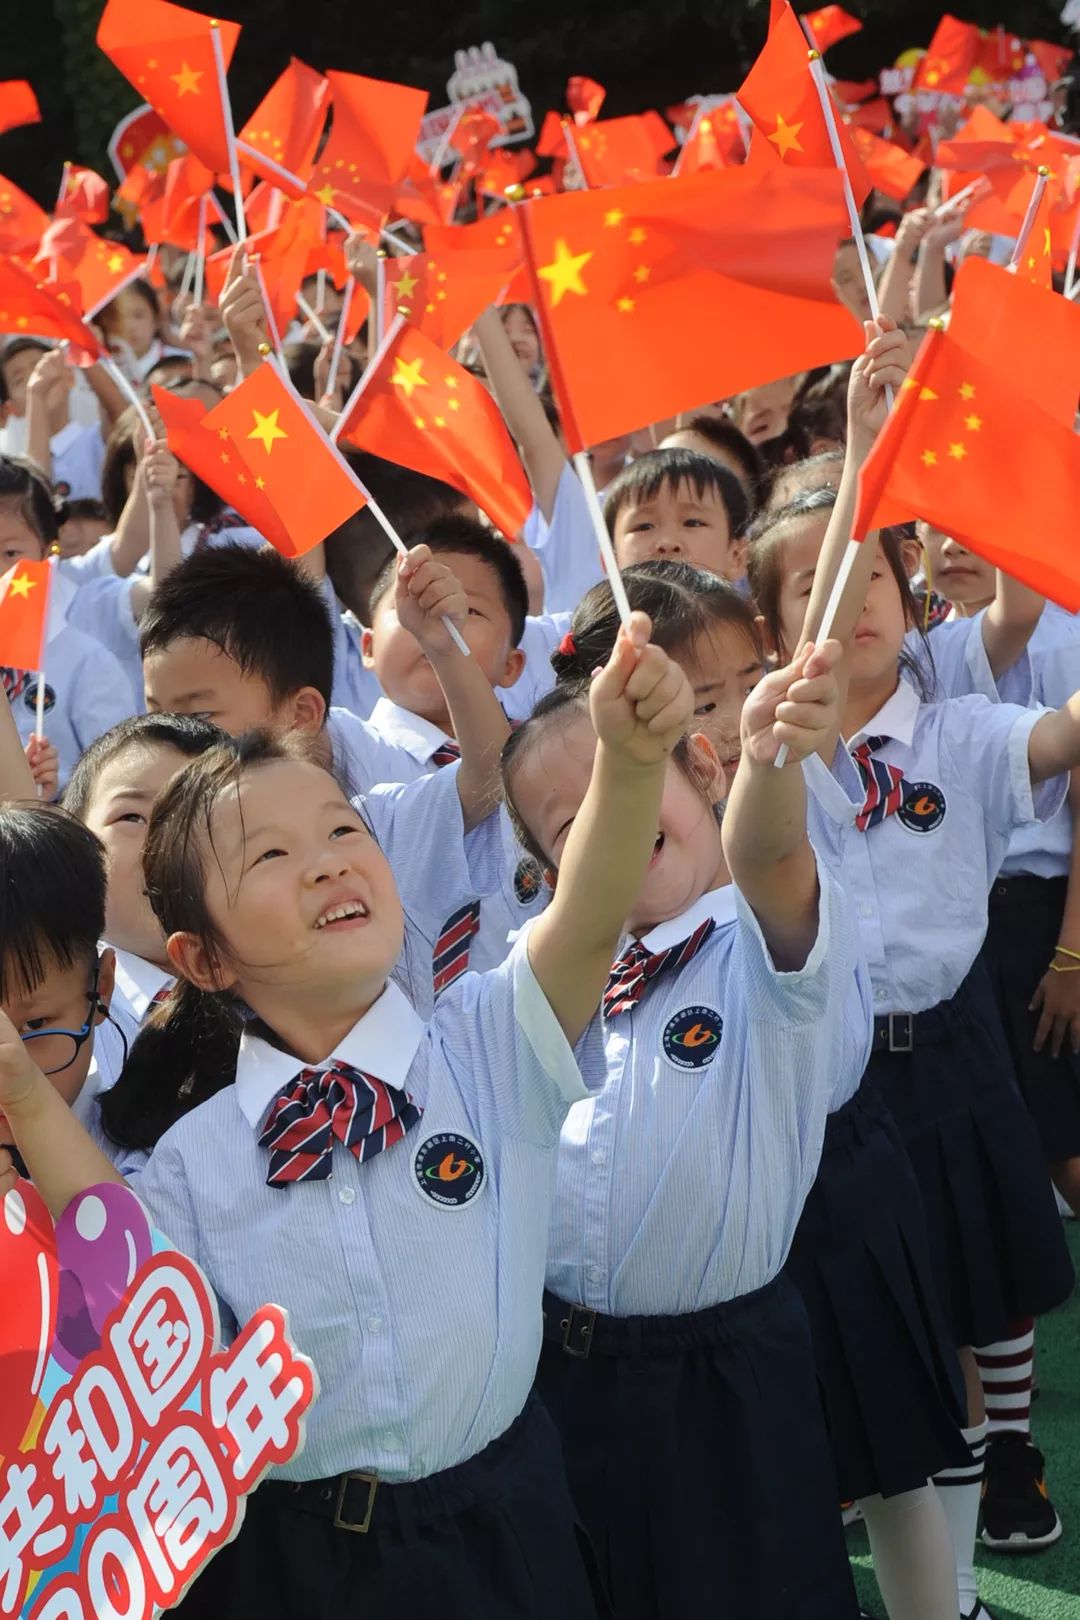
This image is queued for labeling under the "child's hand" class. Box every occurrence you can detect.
[24,735,58,801]
[27,347,73,405]
[894,206,931,256]
[847,317,910,448]
[590,611,692,768]
[741,640,843,767]
[314,336,350,411]
[395,544,467,655]
[219,244,270,374]
[344,232,380,296]
[177,302,215,377]
[0,1008,44,1119]
[143,439,179,510]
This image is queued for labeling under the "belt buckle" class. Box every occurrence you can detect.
[887,1012,913,1054]
[561,1304,597,1359]
[333,1470,379,1533]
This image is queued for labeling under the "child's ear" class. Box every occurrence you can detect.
[166,931,236,994]
[93,949,116,1023]
[499,646,526,690]
[290,685,327,735]
[900,537,921,578]
[725,537,748,582]
[754,610,779,660]
[360,626,376,669]
[687,731,725,798]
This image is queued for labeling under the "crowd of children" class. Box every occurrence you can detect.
[1,35,1079,1620]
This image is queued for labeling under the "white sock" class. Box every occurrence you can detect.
[933,1421,987,1616]
[859,1485,959,1620]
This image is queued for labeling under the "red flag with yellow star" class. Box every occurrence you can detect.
[802,6,862,51]
[336,323,532,539]
[847,127,926,201]
[0,173,50,254]
[385,248,516,350]
[853,324,1080,610]
[738,0,871,204]
[306,71,428,228]
[54,165,112,225]
[239,58,330,198]
[913,15,981,93]
[1015,177,1054,289]
[0,259,102,361]
[519,163,860,453]
[0,81,40,138]
[0,558,52,673]
[947,256,1079,428]
[36,219,147,319]
[96,0,241,176]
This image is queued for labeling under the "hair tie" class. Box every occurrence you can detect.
[558,632,577,657]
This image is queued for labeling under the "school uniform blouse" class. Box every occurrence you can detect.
[132,933,588,1483]
[803,680,1065,1016]
[521,463,604,616]
[546,857,872,1318]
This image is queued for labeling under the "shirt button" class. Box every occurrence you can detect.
[859,904,873,920]
[590,1149,607,1167]
[366,1315,384,1334]
[338,1186,356,1205]
[586,1264,606,1283]
[875,990,888,1004]
[381,1430,400,1449]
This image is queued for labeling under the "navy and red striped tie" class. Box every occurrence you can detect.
[2,668,31,703]
[429,739,461,768]
[432,900,481,996]
[603,918,717,1018]
[851,735,907,831]
[258,1061,422,1187]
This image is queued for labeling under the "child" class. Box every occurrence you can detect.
[502,632,871,1620]
[0,615,692,1620]
[749,318,1078,1620]
[22,346,107,501]
[658,414,764,512]
[0,457,133,789]
[605,447,750,582]
[99,280,189,382]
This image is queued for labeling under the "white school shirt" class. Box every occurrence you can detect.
[547,858,872,1318]
[364,696,548,974]
[110,948,174,1028]
[1002,643,1080,881]
[521,463,604,616]
[906,614,1001,703]
[7,572,133,787]
[803,679,1065,1015]
[499,611,570,725]
[133,935,587,1483]
[331,606,381,719]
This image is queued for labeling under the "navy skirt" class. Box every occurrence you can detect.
[983,874,1080,1163]
[174,1396,606,1620]
[535,1273,858,1620]
[784,1085,970,1502]
[866,960,1075,1349]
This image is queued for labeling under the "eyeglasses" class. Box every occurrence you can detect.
[20,964,100,1077]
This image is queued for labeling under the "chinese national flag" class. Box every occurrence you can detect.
[738,0,871,205]
[676,112,732,176]
[386,249,515,350]
[520,163,860,453]
[973,29,1028,84]
[96,0,241,176]
[853,324,1080,611]
[0,174,49,255]
[847,127,926,201]
[160,153,215,251]
[1015,177,1054,289]
[0,559,52,673]
[1027,40,1074,84]
[802,6,862,51]
[36,219,147,321]
[307,72,428,228]
[0,82,40,137]
[157,368,366,558]
[239,58,330,198]
[54,165,112,225]
[568,76,606,125]
[424,211,523,272]
[0,260,102,360]
[947,257,1079,427]
[336,323,532,539]
[913,15,981,93]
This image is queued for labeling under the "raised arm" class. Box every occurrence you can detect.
[723,640,843,968]
[130,439,184,619]
[474,306,567,522]
[876,208,930,325]
[981,569,1045,682]
[528,616,693,1045]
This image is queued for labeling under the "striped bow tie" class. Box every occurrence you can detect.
[258,1061,423,1188]
[2,668,31,703]
[429,739,461,767]
[851,735,908,831]
[150,983,175,1007]
[433,899,481,996]
[603,918,717,1018]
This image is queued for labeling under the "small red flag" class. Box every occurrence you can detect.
[35,220,147,320]
[847,127,926,201]
[0,174,49,255]
[0,259,102,360]
[54,165,112,225]
[913,15,981,94]
[1014,177,1054,289]
[0,559,52,673]
[854,324,1080,611]
[307,72,428,228]
[947,256,1079,427]
[802,6,863,52]
[239,58,330,198]
[96,0,241,176]
[0,82,41,138]
[386,248,516,351]
[567,76,606,125]
[337,323,532,539]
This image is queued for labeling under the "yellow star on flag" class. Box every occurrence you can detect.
[628,227,647,246]
[768,113,804,159]
[603,209,624,228]
[948,442,968,460]
[921,449,938,467]
[392,356,428,398]
[8,573,36,598]
[108,254,124,273]
[247,408,288,454]
[314,184,336,207]
[538,239,593,307]
[633,265,651,284]
[170,62,202,97]
[395,269,419,300]
[958,383,976,401]
[616,297,635,313]
[965,414,982,432]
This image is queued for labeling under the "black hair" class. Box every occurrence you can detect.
[368,513,529,645]
[551,560,763,683]
[0,338,53,403]
[138,542,335,709]
[765,449,846,512]
[0,455,61,546]
[63,713,226,821]
[63,497,108,525]
[102,277,160,321]
[746,487,934,697]
[142,354,195,387]
[669,416,764,508]
[0,806,106,999]
[603,447,751,542]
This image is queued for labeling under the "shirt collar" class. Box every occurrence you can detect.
[110,948,173,1021]
[845,679,920,751]
[368,696,451,764]
[235,979,425,1130]
[637,885,737,955]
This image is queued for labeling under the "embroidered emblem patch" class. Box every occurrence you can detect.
[662,1006,723,1070]
[413,1132,485,1208]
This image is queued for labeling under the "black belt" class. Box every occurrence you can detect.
[541,1276,785,1360]
[260,1396,539,1534]
[990,874,1066,903]
[870,995,976,1053]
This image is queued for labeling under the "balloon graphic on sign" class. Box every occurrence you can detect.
[52,1181,154,1373]
[0,1182,57,1458]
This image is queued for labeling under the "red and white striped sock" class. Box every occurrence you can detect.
[974,1318,1035,1438]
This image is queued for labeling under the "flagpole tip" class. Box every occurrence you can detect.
[397,304,412,317]
[48,543,62,558]
[257,342,271,356]
[504,183,526,202]
[927,316,946,331]
[376,247,388,260]
[807,48,822,63]
[1037,165,1050,177]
